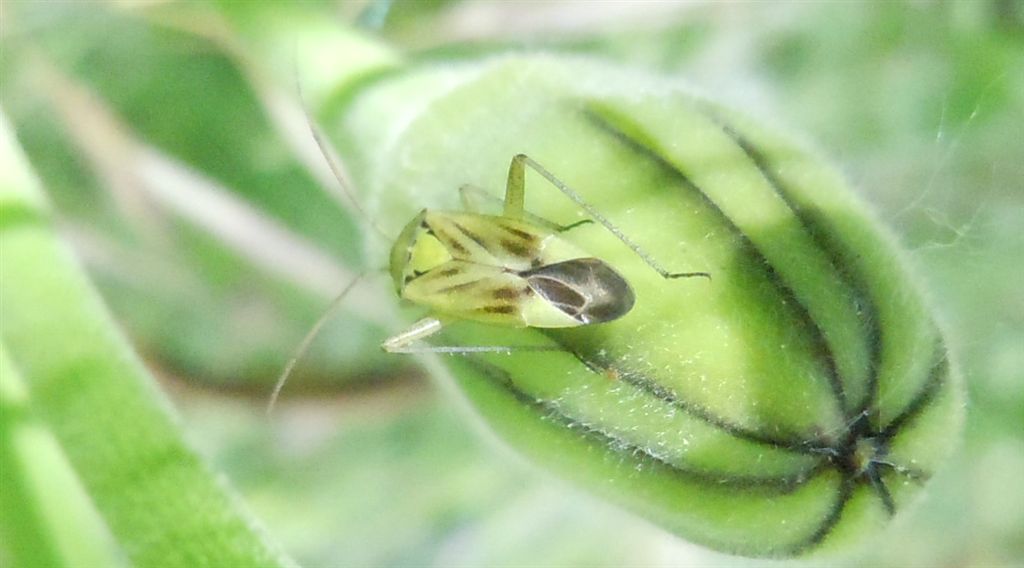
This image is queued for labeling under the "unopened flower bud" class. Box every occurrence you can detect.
[330,55,963,558]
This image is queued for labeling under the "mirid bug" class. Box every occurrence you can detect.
[268,118,709,409]
[380,153,710,354]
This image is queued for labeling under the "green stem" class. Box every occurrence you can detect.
[0,110,294,567]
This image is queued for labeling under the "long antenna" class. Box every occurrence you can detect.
[266,70,393,414]
[267,273,366,414]
[295,79,392,241]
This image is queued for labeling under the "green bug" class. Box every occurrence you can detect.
[380,153,710,354]
[270,129,709,408]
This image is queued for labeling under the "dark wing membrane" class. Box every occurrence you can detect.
[522,258,635,324]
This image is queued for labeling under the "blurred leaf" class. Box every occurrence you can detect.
[0,346,121,568]
[0,109,294,567]
[1,1,1021,565]
[4,2,407,390]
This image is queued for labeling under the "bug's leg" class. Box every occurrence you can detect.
[512,154,711,280]
[504,154,527,219]
[382,317,562,355]
[381,317,446,353]
[389,344,564,355]
[557,219,594,233]
[465,181,591,232]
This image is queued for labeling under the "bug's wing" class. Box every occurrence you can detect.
[522,258,635,325]
[403,259,585,329]
[425,212,552,271]
[401,260,533,326]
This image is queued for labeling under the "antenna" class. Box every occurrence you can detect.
[295,79,392,241]
[267,273,366,414]
[265,78,396,412]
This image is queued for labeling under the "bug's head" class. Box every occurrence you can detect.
[389,210,452,294]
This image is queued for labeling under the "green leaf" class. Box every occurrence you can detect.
[2,345,111,568]
[0,109,295,567]
[3,2,398,390]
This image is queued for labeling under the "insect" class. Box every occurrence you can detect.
[380,153,711,354]
[268,117,710,409]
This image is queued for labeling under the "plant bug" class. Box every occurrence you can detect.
[381,153,711,354]
[268,113,710,410]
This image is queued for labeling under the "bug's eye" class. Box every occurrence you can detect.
[523,258,635,324]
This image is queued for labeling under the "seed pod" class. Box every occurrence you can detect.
[330,55,964,557]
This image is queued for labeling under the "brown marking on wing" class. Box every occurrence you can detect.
[500,239,534,258]
[439,267,462,277]
[437,280,481,294]
[492,287,521,300]
[452,221,490,251]
[481,305,516,315]
[434,228,468,255]
[499,224,538,242]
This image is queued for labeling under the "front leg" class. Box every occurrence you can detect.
[381,317,445,353]
[382,316,562,354]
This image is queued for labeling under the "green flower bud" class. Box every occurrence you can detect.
[328,55,963,558]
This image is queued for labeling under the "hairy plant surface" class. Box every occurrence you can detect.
[330,55,964,557]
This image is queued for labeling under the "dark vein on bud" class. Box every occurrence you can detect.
[572,106,960,550]
[461,356,828,492]
[697,113,955,526]
[707,115,882,419]
[867,466,897,516]
[785,476,856,556]
[562,347,833,454]
[878,351,949,440]
[477,343,857,557]
[582,108,849,419]
[705,112,951,449]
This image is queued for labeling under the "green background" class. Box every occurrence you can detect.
[2,1,1021,566]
